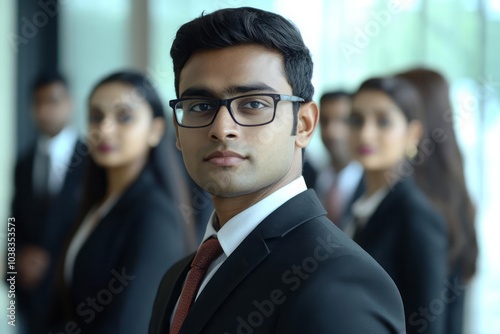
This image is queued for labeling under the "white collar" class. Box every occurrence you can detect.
[201,176,307,257]
[36,126,78,192]
[37,126,77,159]
[351,186,389,226]
[316,160,363,197]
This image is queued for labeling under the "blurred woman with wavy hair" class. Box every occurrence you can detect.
[398,68,478,334]
[348,76,448,334]
[48,71,194,333]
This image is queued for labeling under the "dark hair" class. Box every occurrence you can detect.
[81,71,169,213]
[78,71,196,247]
[397,68,478,281]
[320,90,351,105]
[32,72,69,93]
[354,77,424,124]
[170,7,314,102]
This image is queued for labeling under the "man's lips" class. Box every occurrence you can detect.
[204,150,246,166]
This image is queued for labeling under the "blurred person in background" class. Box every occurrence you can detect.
[47,71,193,333]
[398,68,478,334]
[10,73,86,333]
[314,91,363,229]
[348,77,448,334]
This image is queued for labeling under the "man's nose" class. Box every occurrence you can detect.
[208,106,239,141]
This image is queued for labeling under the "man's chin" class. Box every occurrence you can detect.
[201,183,254,198]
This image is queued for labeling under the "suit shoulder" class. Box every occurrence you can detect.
[277,221,405,332]
[280,216,399,286]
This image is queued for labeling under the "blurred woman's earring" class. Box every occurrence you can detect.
[406,145,418,160]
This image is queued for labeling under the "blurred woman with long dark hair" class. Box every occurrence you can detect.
[398,68,478,333]
[348,76,448,334]
[48,71,193,333]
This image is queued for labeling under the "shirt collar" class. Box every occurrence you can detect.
[352,186,389,226]
[37,126,77,160]
[201,176,307,257]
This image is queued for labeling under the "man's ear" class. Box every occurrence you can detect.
[295,101,319,148]
[173,113,181,151]
[148,118,166,147]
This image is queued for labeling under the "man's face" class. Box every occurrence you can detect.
[33,82,72,137]
[175,45,307,198]
[319,97,352,166]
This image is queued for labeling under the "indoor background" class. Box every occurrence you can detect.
[0,0,498,333]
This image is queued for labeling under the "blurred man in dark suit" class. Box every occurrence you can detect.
[11,73,86,333]
[315,91,364,230]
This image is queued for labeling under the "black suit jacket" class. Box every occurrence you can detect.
[149,189,405,334]
[302,160,317,189]
[12,140,86,250]
[353,178,448,334]
[11,139,87,333]
[49,166,188,334]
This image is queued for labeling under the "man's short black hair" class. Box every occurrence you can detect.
[32,72,69,93]
[320,90,351,105]
[170,7,314,102]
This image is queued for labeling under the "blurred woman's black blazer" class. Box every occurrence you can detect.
[49,166,187,334]
[353,177,448,334]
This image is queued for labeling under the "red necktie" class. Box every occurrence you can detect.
[170,237,223,334]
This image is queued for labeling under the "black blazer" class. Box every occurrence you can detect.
[11,140,87,333]
[49,166,188,334]
[149,189,405,334]
[302,160,317,189]
[12,140,86,250]
[353,178,448,334]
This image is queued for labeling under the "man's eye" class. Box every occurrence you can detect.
[241,101,267,109]
[190,103,216,112]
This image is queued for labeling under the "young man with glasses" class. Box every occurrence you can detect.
[149,7,404,334]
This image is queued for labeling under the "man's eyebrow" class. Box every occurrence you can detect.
[180,83,278,98]
[225,83,278,95]
[180,87,218,98]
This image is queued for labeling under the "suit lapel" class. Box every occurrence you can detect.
[154,255,194,334]
[354,179,410,245]
[178,189,326,334]
[180,231,269,334]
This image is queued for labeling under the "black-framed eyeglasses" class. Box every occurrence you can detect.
[169,93,305,128]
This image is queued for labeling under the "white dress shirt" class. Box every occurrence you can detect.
[315,161,363,218]
[34,126,78,195]
[344,186,389,237]
[171,176,307,322]
[197,176,307,297]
